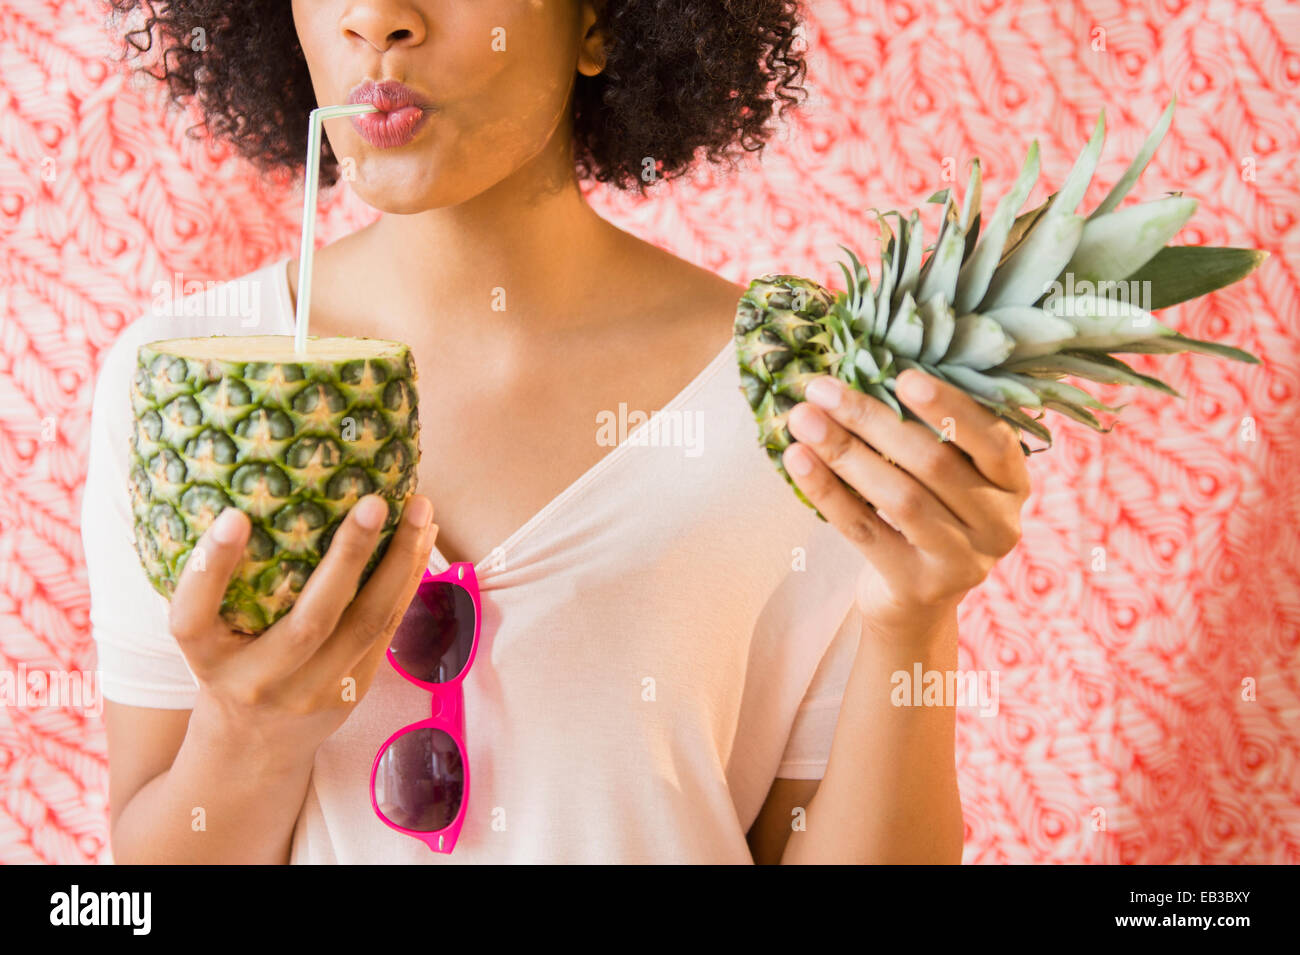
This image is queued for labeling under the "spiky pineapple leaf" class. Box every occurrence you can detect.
[1109,332,1261,363]
[883,293,924,359]
[873,241,895,339]
[1090,97,1176,218]
[918,295,955,364]
[1009,374,1126,413]
[981,213,1085,309]
[865,381,901,415]
[998,194,1052,266]
[1063,195,1198,283]
[954,142,1041,313]
[1048,112,1106,215]
[836,260,858,307]
[944,315,1016,369]
[854,347,882,381]
[938,364,1042,407]
[994,404,1053,442]
[1123,246,1269,312]
[959,159,982,233]
[1042,398,1111,432]
[961,212,981,263]
[894,211,924,305]
[983,306,1078,359]
[1002,351,1183,397]
[917,207,967,305]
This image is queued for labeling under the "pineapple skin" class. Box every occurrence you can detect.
[735,275,838,510]
[128,336,420,634]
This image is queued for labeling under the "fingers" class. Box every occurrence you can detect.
[247,494,403,677]
[893,370,1031,496]
[168,506,251,674]
[782,443,914,565]
[803,374,1000,529]
[786,398,966,553]
[302,495,437,690]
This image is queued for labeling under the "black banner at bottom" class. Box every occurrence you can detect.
[2,862,1286,940]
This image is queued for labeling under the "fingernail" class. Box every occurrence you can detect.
[785,445,815,476]
[211,507,246,544]
[405,496,433,529]
[900,370,935,403]
[353,495,386,530]
[789,403,827,442]
[805,376,841,409]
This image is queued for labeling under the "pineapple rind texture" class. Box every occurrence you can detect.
[733,101,1266,518]
[128,335,420,634]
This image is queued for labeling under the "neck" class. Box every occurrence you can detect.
[361,136,626,331]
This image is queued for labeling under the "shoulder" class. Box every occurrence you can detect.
[649,245,748,333]
[610,226,746,331]
[615,234,748,395]
[93,259,293,393]
[137,259,294,341]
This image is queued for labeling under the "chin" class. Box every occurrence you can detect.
[354,188,441,215]
[350,166,453,215]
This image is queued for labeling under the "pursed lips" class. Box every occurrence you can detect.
[348,79,435,149]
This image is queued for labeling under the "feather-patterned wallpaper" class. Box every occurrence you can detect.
[0,0,1295,863]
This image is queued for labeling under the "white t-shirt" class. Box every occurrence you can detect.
[82,258,868,864]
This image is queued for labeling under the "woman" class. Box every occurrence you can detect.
[84,0,1028,863]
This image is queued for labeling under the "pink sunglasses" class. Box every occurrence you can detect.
[369,562,481,854]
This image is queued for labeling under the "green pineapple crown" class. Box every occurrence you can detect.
[735,99,1267,509]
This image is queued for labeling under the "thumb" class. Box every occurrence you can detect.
[168,507,250,669]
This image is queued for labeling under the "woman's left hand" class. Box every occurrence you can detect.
[783,369,1031,645]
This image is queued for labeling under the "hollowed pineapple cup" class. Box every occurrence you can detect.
[128,335,421,635]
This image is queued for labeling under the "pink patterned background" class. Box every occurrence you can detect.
[1,0,1296,863]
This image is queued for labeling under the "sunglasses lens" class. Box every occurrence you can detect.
[374,726,464,833]
[390,581,476,683]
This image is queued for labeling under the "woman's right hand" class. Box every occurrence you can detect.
[167,493,437,759]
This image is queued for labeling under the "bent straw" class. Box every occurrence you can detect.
[293,103,377,355]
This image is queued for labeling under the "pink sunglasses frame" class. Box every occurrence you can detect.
[368,561,481,854]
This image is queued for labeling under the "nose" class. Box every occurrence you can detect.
[339,2,427,52]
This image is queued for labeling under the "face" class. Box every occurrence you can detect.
[290,0,606,214]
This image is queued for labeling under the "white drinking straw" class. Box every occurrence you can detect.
[294,103,377,355]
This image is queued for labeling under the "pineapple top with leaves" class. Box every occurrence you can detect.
[734,100,1266,513]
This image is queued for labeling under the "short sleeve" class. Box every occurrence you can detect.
[774,601,862,780]
[80,322,200,709]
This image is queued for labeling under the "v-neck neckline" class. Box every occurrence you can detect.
[274,257,735,577]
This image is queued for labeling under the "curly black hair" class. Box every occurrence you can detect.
[107,1,809,193]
